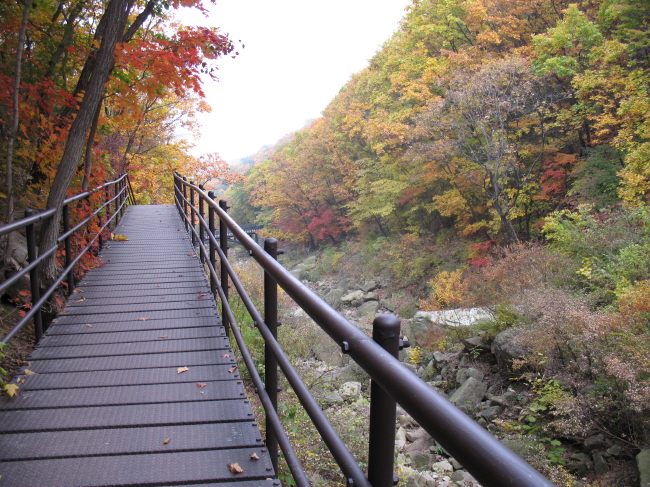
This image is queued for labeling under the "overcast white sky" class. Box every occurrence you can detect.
[179,0,411,163]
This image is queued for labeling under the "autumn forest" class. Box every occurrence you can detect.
[2,0,650,483]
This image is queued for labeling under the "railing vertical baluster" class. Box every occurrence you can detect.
[198,185,205,264]
[105,185,111,232]
[208,191,217,297]
[62,204,75,294]
[190,183,196,247]
[264,237,279,473]
[368,314,401,487]
[219,199,230,335]
[182,177,189,232]
[24,209,44,343]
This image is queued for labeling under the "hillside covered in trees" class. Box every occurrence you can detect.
[223,0,650,483]
[229,0,650,248]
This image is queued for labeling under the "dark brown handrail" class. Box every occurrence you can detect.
[0,174,134,344]
[174,173,555,487]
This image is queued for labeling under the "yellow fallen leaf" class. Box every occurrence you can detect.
[76,297,85,302]
[72,289,83,293]
[177,367,189,374]
[163,438,171,444]
[86,324,93,328]
[24,370,36,375]
[250,453,260,460]
[228,463,244,474]
[4,384,19,397]
[110,233,129,241]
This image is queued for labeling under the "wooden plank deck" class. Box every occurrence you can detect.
[0,205,277,487]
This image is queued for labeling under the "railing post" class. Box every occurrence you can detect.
[62,204,75,294]
[104,185,112,232]
[182,177,189,232]
[264,237,279,474]
[208,191,217,297]
[189,183,196,247]
[198,185,205,264]
[368,314,401,487]
[24,209,44,343]
[219,199,230,335]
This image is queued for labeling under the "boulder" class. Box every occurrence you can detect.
[339,381,362,399]
[461,336,490,354]
[449,377,487,410]
[410,451,435,471]
[355,300,379,319]
[323,288,345,309]
[341,290,364,305]
[637,449,650,487]
[413,308,494,328]
[360,280,379,292]
[456,367,483,384]
[491,327,530,371]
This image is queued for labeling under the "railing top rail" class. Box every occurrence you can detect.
[174,174,554,487]
[0,208,57,238]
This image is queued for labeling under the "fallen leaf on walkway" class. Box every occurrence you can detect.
[85,324,93,328]
[228,367,237,373]
[221,354,231,358]
[159,335,168,339]
[163,438,171,444]
[177,367,189,373]
[110,233,129,241]
[72,289,83,293]
[24,370,36,375]
[76,297,85,302]
[197,294,206,299]
[4,384,19,397]
[228,463,244,474]
[138,317,149,321]
[197,383,207,387]
[178,275,183,277]
[250,453,260,460]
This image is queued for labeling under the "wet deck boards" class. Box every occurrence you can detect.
[0,205,277,487]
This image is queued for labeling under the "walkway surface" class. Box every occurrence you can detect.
[0,205,277,487]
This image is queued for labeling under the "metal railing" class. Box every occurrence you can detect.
[0,174,135,344]
[174,173,554,487]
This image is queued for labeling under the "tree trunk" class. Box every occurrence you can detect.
[3,0,32,270]
[38,0,132,283]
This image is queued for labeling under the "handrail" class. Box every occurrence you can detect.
[174,173,554,487]
[0,174,134,344]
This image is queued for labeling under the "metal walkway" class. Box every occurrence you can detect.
[0,205,277,487]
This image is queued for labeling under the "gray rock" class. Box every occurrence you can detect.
[413,308,494,328]
[331,363,366,382]
[449,377,487,409]
[637,449,650,487]
[339,381,362,399]
[490,391,517,407]
[450,457,463,470]
[290,266,306,280]
[323,288,345,309]
[584,433,606,451]
[456,367,483,384]
[382,299,397,312]
[360,280,379,292]
[480,405,503,421]
[432,460,453,473]
[363,292,379,301]
[317,391,344,405]
[355,300,379,319]
[461,336,489,353]
[606,445,621,457]
[341,290,364,305]
[450,471,466,482]
[592,452,607,476]
[491,327,529,370]
[303,255,317,267]
[410,451,435,471]
[501,437,539,460]
[432,351,447,363]
[396,427,407,442]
